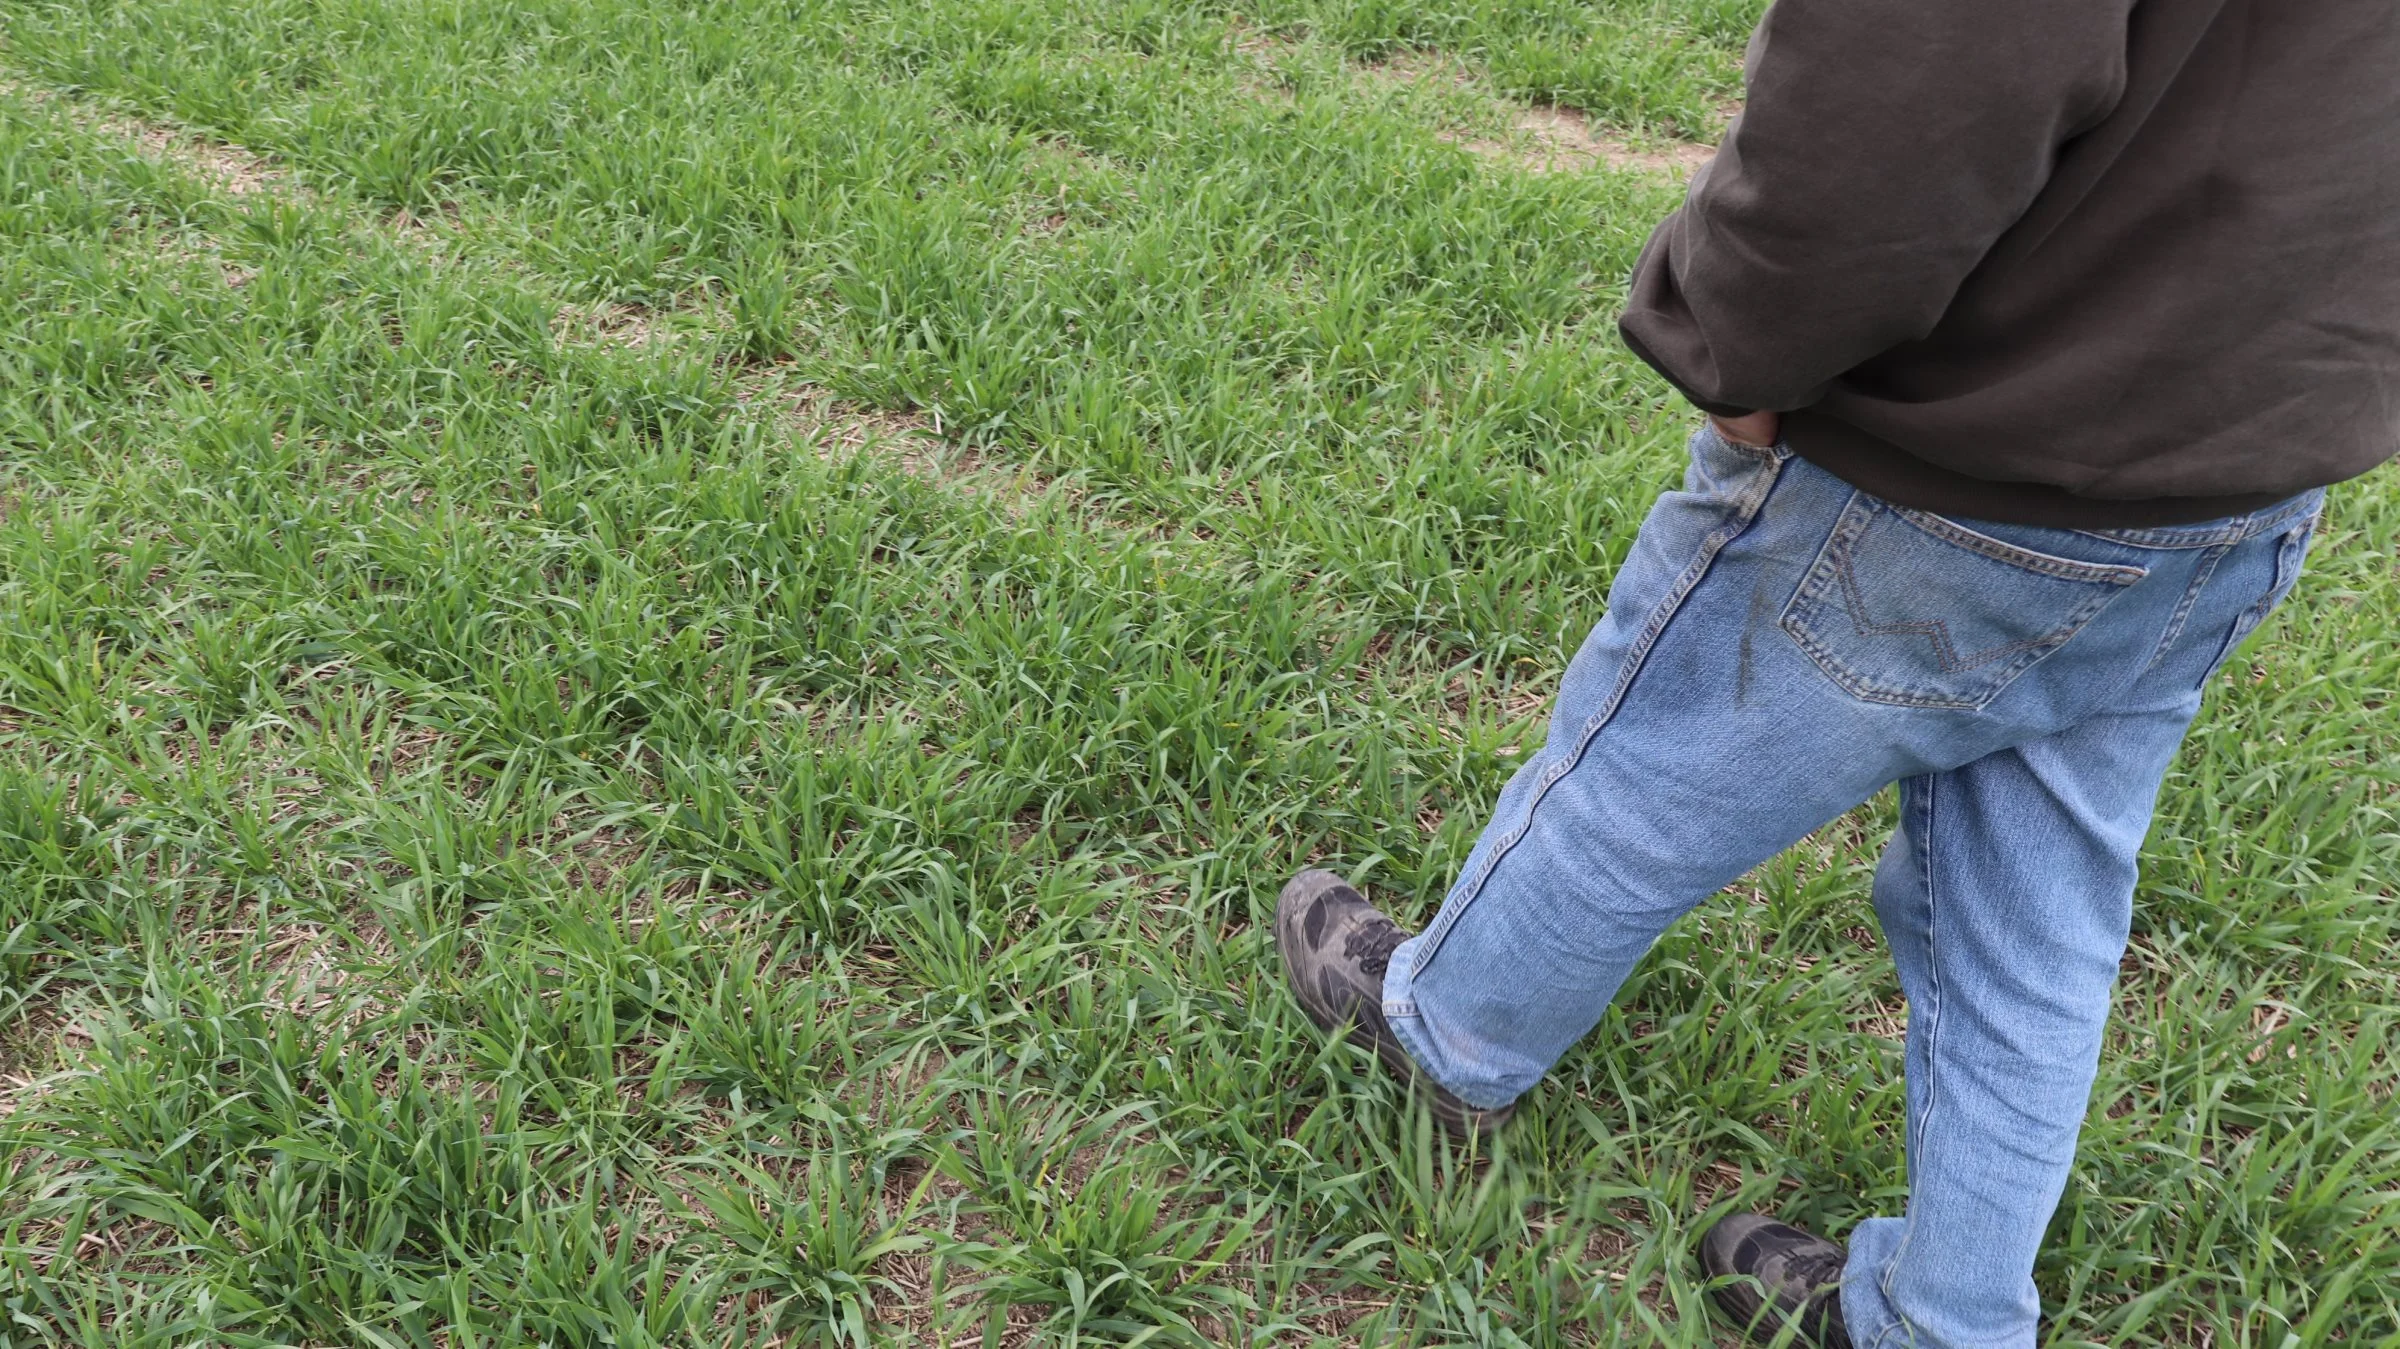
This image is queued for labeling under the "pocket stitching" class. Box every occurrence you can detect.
[1892,506,2148,585]
[1781,496,2149,711]
[2142,542,2234,675]
[1827,540,2100,675]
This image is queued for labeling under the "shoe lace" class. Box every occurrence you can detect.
[1343,920,1408,977]
[1789,1246,1850,1339]
[1787,1246,1847,1291]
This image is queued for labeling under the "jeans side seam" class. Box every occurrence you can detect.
[1881,775,1942,1332]
[2200,515,2318,686]
[1916,775,1944,1156]
[2141,542,2231,675]
[1407,452,1788,974]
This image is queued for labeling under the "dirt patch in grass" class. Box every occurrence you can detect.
[10,78,1078,527]
[2,78,373,217]
[771,384,942,467]
[1223,38,1719,176]
[1367,53,1720,177]
[9,80,1215,545]
[90,105,291,199]
[0,994,103,1125]
[1455,100,1717,177]
[558,300,685,349]
[0,1015,63,1119]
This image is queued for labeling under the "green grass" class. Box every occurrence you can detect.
[0,0,2393,1342]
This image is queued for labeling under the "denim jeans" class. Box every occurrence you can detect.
[1382,427,2322,1348]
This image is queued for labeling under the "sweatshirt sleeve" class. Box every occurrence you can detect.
[1620,0,2139,415]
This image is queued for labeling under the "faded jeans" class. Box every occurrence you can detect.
[1382,427,2321,1347]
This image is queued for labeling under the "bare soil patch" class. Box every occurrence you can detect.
[1458,100,1717,177]
[1366,53,1721,177]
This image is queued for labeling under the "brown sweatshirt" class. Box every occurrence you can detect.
[1620,0,2400,527]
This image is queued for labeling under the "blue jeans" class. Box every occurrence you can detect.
[1382,428,2321,1348]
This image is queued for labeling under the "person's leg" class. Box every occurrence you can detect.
[1376,429,2208,1108]
[1377,429,1926,1108]
[1361,425,2322,1341]
[1302,417,2321,1339]
[1842,505,2323,1348]
[1843,725,2179,1346]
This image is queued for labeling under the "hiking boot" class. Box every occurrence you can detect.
[1273,868,1514,1137]
[1699,1213,1854,1348]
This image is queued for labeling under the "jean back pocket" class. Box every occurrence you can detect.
[1781,496,2149,710]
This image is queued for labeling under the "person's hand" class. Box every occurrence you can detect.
[1710,410,1782,447]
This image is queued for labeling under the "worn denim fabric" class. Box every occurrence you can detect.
[1381,426,2321,1348]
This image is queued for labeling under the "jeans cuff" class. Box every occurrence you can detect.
[1839,1216,1909,1348]
[1379,937,1521,1111]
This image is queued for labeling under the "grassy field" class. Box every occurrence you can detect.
[0,0,2393,1343]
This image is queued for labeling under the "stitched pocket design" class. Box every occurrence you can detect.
[1781,497,2149,710]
